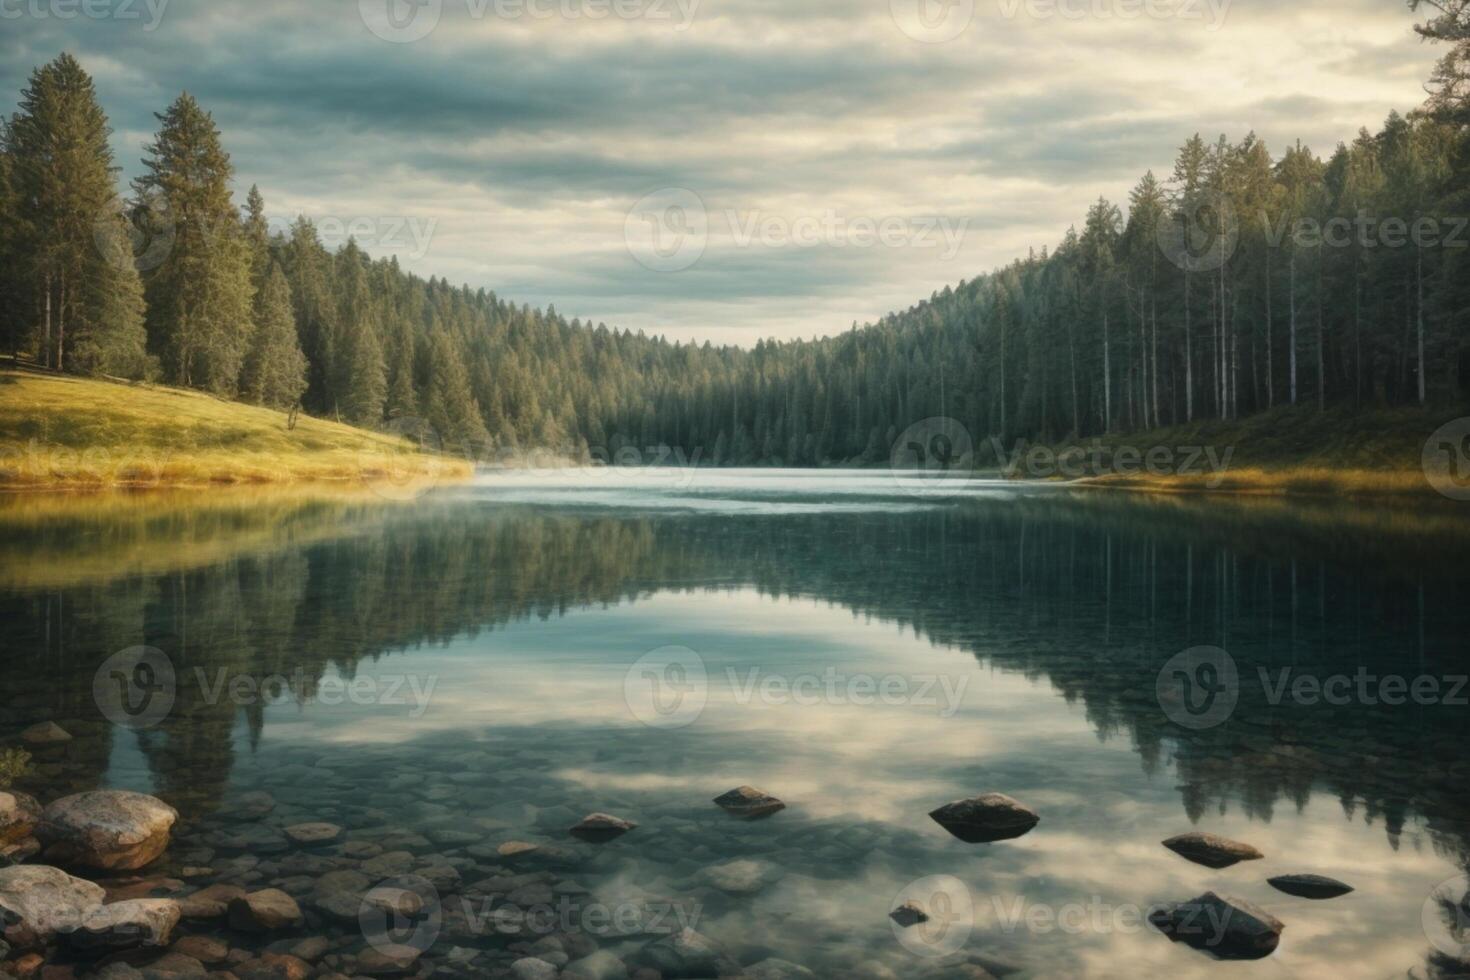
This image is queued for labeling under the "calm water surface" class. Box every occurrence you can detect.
[3,471,1469,979]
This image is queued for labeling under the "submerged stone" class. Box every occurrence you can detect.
[929,793,1039,843]
[712,786,785,819]
[569,812,637,843]
[1161,832,1263,869]
[1148,891,1283,960]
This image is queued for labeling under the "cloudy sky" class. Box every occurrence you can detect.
[0,0,1443,345]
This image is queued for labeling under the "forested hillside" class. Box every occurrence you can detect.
[1,0,1466,468]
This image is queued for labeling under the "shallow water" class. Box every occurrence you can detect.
[3,471,1470,978]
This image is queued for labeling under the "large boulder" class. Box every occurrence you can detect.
[1161,832,1263,869]
[929,793,1039,843]
[63,898,181,952]
[37,791,177,871]
[0,865,106,947]
[1148,891,1283,959]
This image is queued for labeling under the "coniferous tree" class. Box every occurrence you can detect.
[425,330,491,453]
[240,263,308,408]
[135,92,253,393]
[4,54,149,376]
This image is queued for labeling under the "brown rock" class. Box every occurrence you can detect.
[568,812,637,843]
[171,934,231,964]
[0,792,42,844]
[178,883,246,920]
[354,944,422,976]
[21,722,71,746]
[1161,832,1264,869]
[928,793,1039,843]
[36,791,177,871]
[283,823,342,847]
[227,889,303,932]
[712,786,785,819]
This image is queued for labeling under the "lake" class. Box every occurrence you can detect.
[3,470,1469,979]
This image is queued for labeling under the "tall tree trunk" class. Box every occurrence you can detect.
[1289,248,1298,406]
[43,274,53,371]
[1102,310,1111,433]
[1417,247,1426,406]
[1184,271,1193,422]
[57,271,66,374]
[1265,247,1274,408]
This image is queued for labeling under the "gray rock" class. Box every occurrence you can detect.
[0,864,106,946]
[64,898,181,951]
[1161,832,1263,869]
[699,858,780,894]
[928,793,1039,843]
[712,786,785,819]
[569,812,637,843]
[37,790,178,871]
[1266,874,1353,900]
[889,900,928,927]
[511,957,560,980]
[284,822,343,846]
[562,949,628,980]
[632,928,737,978]
[745,959,816,980]
[1148,891,1284,959]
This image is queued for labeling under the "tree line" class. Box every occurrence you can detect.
[1,5,1466,467]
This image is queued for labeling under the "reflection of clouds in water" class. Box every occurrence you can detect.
[272,588,1458,978]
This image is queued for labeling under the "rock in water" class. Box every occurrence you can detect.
[63,898,181,951]
[1161,832,1264,869]
[37,791,178,871]
[21,722,71,746]
[889,900,929,927]
[928,793,1039,843]
[1267,874,1353,900]
[569,812,637,843]
[0,792,41,844]
[712,786,785,819]
[633,928,738,978]
[1148,891,1283,959]
[0,865,105,947]
[283,822,343,846]
[228,888,304,931]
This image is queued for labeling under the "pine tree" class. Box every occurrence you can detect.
[5,54,149,376]
[425,331,490,454]
[135,92,253,393]
[240,263,308,408]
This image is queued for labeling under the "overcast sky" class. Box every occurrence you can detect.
[0,0,1443,345]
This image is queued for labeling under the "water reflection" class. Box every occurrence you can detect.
[1,476,1468,977]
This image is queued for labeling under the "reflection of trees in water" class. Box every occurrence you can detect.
[2,492,1469,871]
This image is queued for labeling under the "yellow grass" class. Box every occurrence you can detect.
[0,366,472,491]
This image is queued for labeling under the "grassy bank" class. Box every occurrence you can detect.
[0,366,471,491]
[1020,403,1464,497]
